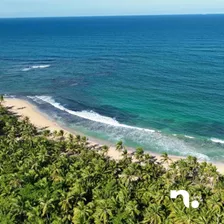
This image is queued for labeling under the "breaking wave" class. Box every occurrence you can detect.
[28,95,210,161]
[28,95,155,132]
[22,65,51,71]
[211,138,224,144]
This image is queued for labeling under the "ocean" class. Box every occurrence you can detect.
[0,15,224,162]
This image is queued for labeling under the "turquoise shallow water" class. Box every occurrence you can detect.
[0,15,224,161]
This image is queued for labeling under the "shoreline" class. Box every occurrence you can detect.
[3,97,224,173]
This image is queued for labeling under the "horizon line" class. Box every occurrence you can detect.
[0,12,224,19]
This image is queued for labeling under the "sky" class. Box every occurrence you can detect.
[0,0,224,18]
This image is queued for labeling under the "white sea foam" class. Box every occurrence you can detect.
[184,135,195,139]
[28,95,156,133]
[28,95,210,161]
[22,68,32,72]
[22,65,50,71]
[211,138,224,144]
[33,65,50,69]
[3,94,15,98]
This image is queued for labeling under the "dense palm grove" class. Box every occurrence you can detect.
[0,97,224,224]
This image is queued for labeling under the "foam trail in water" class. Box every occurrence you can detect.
[22,65,50,71]
[28,95,156,133]
[211,138,224,144]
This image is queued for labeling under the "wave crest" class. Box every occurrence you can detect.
[28,95,210,161]
[22,65,51,71]
[28,95,155,132]
[211,138,224,144]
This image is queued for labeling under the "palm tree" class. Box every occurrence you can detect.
[101,145,109,156]
[135,147,144,160]
[58,130,65,141]
[116,141,123,152]
[160,152,172,165]
[39,197,55,218]
[0,95,4,106]
[197,207,215,224]
[58,191,73,222]
[1,102,224,224]
[52,130,58,138]
[43,129,51,137]
[93,199,114,224]
[72,201,93,223]
[124,200,140,220]
[68,133,74,142]
[142,204,166,223]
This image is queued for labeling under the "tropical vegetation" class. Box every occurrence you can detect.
[0,96,224,223]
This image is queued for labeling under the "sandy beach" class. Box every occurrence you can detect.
[3,97,224,174]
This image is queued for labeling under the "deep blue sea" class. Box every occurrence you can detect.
[0,15,224,162]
